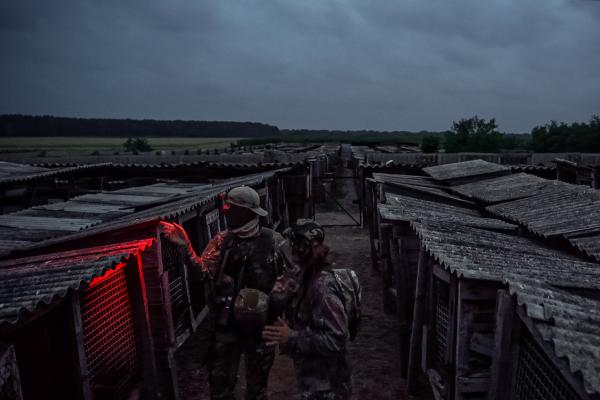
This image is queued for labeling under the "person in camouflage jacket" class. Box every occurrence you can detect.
[262,220,352,400]
[160,186,289,400]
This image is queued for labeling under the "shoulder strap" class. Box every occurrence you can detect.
[215,231,236,286]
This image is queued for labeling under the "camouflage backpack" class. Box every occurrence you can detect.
[328,268,362,341]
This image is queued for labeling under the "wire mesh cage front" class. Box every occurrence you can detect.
[433,279,450,368]
[161,238,189,338]
[513,329,580,400]
[81,266,139,399]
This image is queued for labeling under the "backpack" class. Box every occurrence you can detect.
[328,268,362,341]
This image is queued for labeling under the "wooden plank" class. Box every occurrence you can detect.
[379,224,394,314]
[460,280,499,301]
[457,375,490,393]
[0,215,100,231]
[407,248,431,395]
[470,332,494,357]
[488,290,514,400]
[69,292,93,400]
[445,276,458,366]
[455,280,474,400]
[393,232,410,378]
[127,253,159,399]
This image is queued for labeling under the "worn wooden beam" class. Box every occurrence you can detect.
[454,280,474,400]
[127,253,159,400]
[392,229,410,377]
[379,224,395,314]
[68,292,93,400]
[488,290,514,400]
[407,248,431,395]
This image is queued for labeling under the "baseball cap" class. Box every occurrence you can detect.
[226,186,268,217]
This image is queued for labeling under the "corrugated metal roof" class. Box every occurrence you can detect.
[0,168,287,258]
[0,161,111,184]
[33,160,306,170]
[486,186,600,238]
[423,159,510,182]
[375,173,476,206]
[0,239,154,326]
[452,173,572,204]
[411,221,600,395]
[379,195,515,231]
[567,232,600,262]
[412,221,600,289]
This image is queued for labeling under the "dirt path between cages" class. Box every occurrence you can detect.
[175,164,411,400]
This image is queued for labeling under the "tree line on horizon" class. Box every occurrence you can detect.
[421,114,600,153]
[0,115,279,138]
[1,113,598,153]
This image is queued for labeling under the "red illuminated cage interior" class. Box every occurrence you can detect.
[81,263,139,399]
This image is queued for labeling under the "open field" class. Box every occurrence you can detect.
[0,137,239,153]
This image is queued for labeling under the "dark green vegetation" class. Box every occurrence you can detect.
[0,115,278,138]
[443,116,529,153]
[124,137,153,152]
[531,115,600,152]
[421,136,441,153]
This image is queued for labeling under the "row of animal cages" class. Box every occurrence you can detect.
[377,223,597,400]
[0,173,311,400]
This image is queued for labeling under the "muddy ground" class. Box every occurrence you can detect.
[175,165,417,399]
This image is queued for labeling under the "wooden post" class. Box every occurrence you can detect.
[141,231,179,400]
[488,290,514,400]
[407,248,430,395]
[379,224,395,314]
[391,227,409,377]
[128,253,159,400]
[454,280,474,400]
[69,293,93,400]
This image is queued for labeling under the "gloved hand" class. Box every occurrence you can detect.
[159,221,190,246]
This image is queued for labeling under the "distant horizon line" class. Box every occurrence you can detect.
[0,113,534,135]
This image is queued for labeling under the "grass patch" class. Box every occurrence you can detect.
[0,137,239,153]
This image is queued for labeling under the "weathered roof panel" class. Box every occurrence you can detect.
[423,159,510,182]
[452,173,572,204]
[0,168,287,258]
[0,239,154,326]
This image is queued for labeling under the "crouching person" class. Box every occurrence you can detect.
[262,220,352,400]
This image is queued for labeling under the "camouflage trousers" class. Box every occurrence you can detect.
[208,332,275,400]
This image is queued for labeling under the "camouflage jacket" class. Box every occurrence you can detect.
[285,269,352,397]
[199,227,289,303]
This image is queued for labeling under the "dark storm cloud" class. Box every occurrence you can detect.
[1,0,599,131]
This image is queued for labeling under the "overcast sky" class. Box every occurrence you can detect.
[1,0,599,132]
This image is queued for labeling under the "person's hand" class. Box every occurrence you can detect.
[159,221,190,246]
[262,317,289,347]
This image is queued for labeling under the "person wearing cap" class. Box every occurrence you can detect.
[160,185,289,400]
[262,220,352,400]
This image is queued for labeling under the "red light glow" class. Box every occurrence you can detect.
[88,262,126,288]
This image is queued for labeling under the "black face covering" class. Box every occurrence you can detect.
[226,204,257,229]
